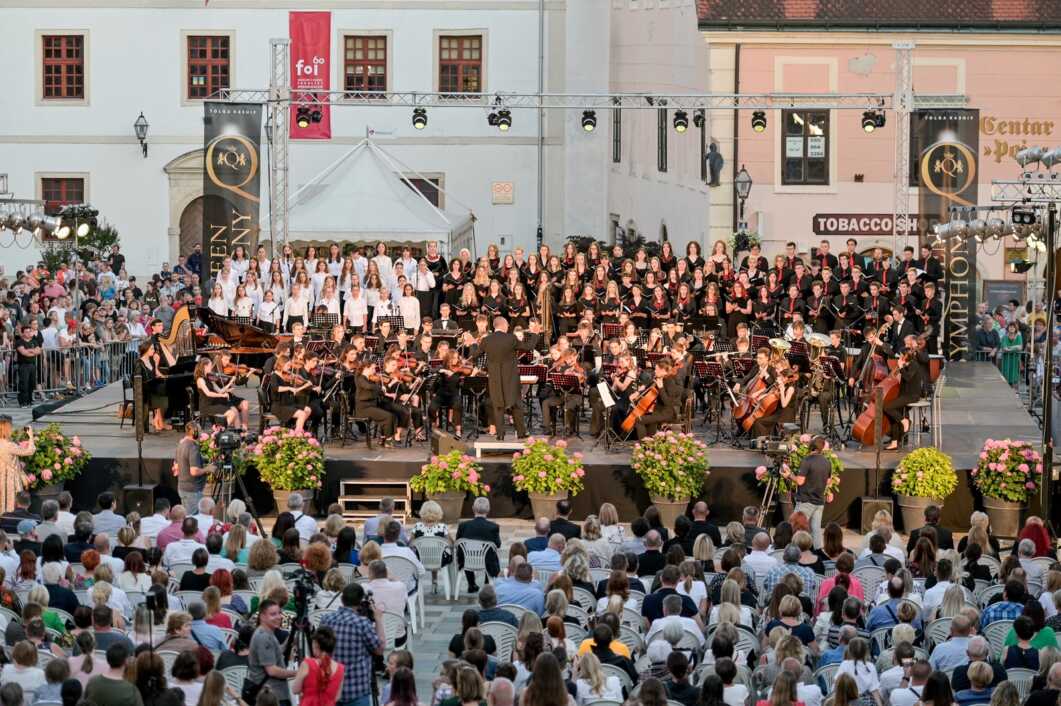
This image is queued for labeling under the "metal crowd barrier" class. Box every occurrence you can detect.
[1,338,144,405]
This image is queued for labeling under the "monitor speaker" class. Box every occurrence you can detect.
[861,497,895,533]
[123,484,155,517]
[431,429,468,456]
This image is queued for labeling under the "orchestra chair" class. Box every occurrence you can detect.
[660,396,695,435]
[256,385,280,435]
[907,399,931,447]
[346,416,377,450]
[119,375,135,429]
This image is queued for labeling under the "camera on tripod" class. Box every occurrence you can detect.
[290,568,318,606]
[214,428,258,472]
[753,436,791,456]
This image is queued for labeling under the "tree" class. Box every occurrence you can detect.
[76,220,120,264]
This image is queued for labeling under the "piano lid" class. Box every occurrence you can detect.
[197,306,288,352]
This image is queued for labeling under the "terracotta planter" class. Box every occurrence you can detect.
[650,496,689,530]
[896,495,944,533]
[428,491,466,523]
[983,497,1025,538]
[528,491,566,520]
[273,489,317,516]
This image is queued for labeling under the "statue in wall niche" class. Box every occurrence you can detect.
[707,142,724,187]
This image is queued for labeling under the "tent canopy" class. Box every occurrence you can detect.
[282,138,475,255]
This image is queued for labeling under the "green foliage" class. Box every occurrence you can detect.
[250,427,324,491]
[39,247,69,275]
[631,430,710,500]
[892,448,958,499]
[756,434,844,501]
[511,438,585,495]
[76,221,120,263]
[11,423,90,490]
[729,231,762,255]
[972,438,1043,503]
[409,450,489,495]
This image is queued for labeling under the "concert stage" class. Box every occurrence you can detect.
[34,361,1041,533]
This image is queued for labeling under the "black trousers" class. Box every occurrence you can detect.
[430,395,463,430]
[635,406,677,439]
[542,393,581,434]
[17,363,35,406]
[379,398,411,430]
[358,404,395,436]
[492,400,526,437]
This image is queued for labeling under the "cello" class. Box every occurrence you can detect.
[740,367,799,433]
[851,350,908,446]
[620,383,660,433]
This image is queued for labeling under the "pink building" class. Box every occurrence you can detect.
[701,0,1061,308]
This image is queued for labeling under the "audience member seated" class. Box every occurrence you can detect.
[981,580,1028,629]
[455,497,501,591]
[92,492,126,537]
[494,559,545,614]
[637,530,667,577]
[953,660,996,706]
[642,566,700,625]
[549,499,581,540]
[527,534,565,573]
[1004,614,1043,669]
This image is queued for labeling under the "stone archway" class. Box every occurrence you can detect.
[164,149,205,264]
[179,197,205,258]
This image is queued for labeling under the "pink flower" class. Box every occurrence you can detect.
[72,437,81,446]
[513,475,524,482]
[26,474,36,484]
[555,439,568,448]
[1036,463,1043,473]
[513,452,522,460]
[538,471,547,478]
[1019,463,1030,473]
[431,455,439,464]
[576,468,585,477]
[799,434,812,444]
[309,438,320,447]
[1026,481,1037,490]
[42,469,52,481]
[64,458,72,465]
[452,470,461,479]
[310,475,318,482]
[755,465,768,480]
[979,452,988,460]
[543,455,553,462]
[824,492,834,502]
[483,484,491,492]
[573,452,584,460]
[468,470,479,484]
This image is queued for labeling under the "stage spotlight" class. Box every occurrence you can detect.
[295,107,312,129]
[1012,205,1038,225]
[487,112,499,127]
[1010,259,1035,274]
[875,111,886,129]
[310,108,322,124]
[77,221,91,237]
[673,110,689,133]
[751,111,767,133]
[4,212,24,233]
[1043,147,1061,170]
[693,109,705,129]
[581,110,597,132]
[26,214,41,235]
[1016,146,1045,168]
[37,216,60,237]
[412,108,428,130]
[862,111,878,133]
[968,218,987,243]
[496,109,512,132]
[56,221,71,239]
[986,218,1007,239]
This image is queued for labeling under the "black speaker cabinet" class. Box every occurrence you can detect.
[861,497,895,533]
[123,484,156,517]
[431,429,468,457]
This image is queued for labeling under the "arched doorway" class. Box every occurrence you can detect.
[179,197,204,258]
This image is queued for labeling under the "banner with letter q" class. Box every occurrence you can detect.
[289,11,331,139]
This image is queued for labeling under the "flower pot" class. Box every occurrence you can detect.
[272,489,316,516]
[983,497,1025,538]
[650,496,689,530]
[30,483,63,515]
[528,491,566,520]
[779,496,795,522]
[896,495,944,533]
[428,491,466,523]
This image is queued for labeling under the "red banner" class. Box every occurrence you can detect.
[289,11,331,139]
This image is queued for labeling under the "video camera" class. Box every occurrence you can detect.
[753,436,791,456]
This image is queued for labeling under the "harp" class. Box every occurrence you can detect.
[158,305,196,359]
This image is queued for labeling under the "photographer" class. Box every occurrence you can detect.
[173,422,209,510]
[320,582,385,706]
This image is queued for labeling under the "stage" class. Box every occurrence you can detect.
[33,361,1043,532]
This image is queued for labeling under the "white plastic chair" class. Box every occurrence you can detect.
[852,566,885,593]
[572,586,597,613]
[157,650,181,675]
[498,603,530,621]
[217,627,238,647]
[479,620,518,663]
[1007,667,1037,702]
[382,554,423,635]
[600,663,633,693]
[815,663,839,695]
[925,617,952,649]
[453,539,498,598]
[381,610,408,651]
[220,666,248,695]
[411,535,453,600]
[169,563,195,579]
[308,609,337,628]
[619,625,646,656]
[983,619,1012,658]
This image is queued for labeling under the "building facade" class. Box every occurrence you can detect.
[701,0,1061,306]
[0,0,712,276]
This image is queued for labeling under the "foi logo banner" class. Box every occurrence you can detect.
[289,11,331,139]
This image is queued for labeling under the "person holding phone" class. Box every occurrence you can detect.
[0,417,35,513]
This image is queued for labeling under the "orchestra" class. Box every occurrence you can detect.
[185,238,942,452]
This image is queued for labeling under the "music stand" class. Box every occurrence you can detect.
[310,313,339,330]
[519,364,548,427]
[379,315,406,333]
[461,374,489,440]
[547,372,585,438]
[751,334,770,351]
[602,323,623,340]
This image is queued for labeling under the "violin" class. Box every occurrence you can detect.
[222,362,260,377]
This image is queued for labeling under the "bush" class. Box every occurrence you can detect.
[250,428,324,491]
[409,450,490,496]
[756,433,843,502]
[891,448,957,499]
[972,438,1043,503]
[631,430,709,500]
[511,438,585,495]
[11,423,90,490]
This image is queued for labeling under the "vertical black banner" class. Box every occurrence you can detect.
[912,109,980,360]
[203,102,262,278]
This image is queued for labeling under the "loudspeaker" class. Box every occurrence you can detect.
[133,373,145,443]
[431,429,468,456]
[123,484,156,517]
[861,497,895,533]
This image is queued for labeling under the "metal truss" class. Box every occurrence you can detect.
[893,42,914,250]
[266,39,290,252]
[991,172,1061,203]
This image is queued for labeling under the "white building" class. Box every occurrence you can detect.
[0,0,711,276]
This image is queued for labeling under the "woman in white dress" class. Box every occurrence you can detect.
[372,242,393,278]
[317,279,341,317]
[310,260,330,303]
[256,291,281,332]
[598,503,626,547]
[207,284,229,317]
[231,284,254,319]
[398,283,421,333]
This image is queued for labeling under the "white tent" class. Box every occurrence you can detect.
[284,137,476,256]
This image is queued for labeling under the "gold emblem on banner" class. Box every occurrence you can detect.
[205,134,260,203]
[919,139,976,208]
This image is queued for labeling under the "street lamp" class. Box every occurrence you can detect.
[133,112,149,158]
[734,164,753,231]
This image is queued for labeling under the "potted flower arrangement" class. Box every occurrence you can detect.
[631,430,710,528]
[249,428,325,513]
[729,230,761,256]
[756,434,843,519]
[11,423,90,503]
[409,450,491,523]
[891,447,958,531]
[512,438,585,519]
[972,438,1043,537]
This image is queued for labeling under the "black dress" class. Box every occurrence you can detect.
[197,377,233,418]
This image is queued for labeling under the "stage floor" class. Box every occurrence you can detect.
[34,361,1041,530]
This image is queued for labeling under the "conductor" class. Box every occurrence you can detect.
[463,317,541,440]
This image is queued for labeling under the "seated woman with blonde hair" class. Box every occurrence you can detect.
[598,503,625,546]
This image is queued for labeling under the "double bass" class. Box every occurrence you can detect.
[851,350,908,446]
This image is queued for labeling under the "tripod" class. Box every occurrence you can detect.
[210,451,267,538]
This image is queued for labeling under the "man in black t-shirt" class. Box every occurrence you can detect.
[15,325,40,406]
[794,436,831,550]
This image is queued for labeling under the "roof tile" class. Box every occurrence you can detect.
[698,0,1061,28]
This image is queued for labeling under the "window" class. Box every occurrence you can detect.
[402,177,443,209]
[40,177,84,215]
[439,35,482,94]
[782,110,829,185]
[41,34,84,99]
[657,108,668,173]
[612,109,622,164]
[344,35,387,94]
[187,35,230,100]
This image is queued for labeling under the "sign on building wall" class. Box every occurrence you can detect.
[812,213,921,237]
[912,108,980,361]
[289,11,332,140]
[491,181,514,205]
[202,102,262,276]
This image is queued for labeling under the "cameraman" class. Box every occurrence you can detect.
[172,421,209,510]
[794,435,830,549]
[321,582,385,706]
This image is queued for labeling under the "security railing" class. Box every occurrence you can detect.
[1,338,143,405]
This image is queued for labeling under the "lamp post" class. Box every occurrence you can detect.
[734,164,752,232]
[133,112,149,158]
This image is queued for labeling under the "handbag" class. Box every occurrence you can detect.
[241,672,268,703]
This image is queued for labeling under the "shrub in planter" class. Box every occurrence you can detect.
[11,423,90,491]
[250,428,324,491]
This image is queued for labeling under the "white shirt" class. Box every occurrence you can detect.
[163,539,207,568]
[343,294,367,328]
[192,514,216,534]
[117,571,151,593]
[645,614,703,646]
[258,299,280,324]
[889,683,924,706]
[922,580,953,618]
[835,660,880,696]
[677,579,708,610]
[879,665,906,697]
[743,551,779,579]
[318,294,341,316]
[209,297,229,316]
[797,683,823,706]
[709,603,754,628]
[1041,589,1057,618]
[293,513,318,543]
[0,550,19,585]
[207,554,235,573]
[723,684,749,706]
[398,296,420,331]
[100,554,125,577]
[576,676,623,704]
[859,544,906,563]
[140,513,169,543]
[596,595,639,613]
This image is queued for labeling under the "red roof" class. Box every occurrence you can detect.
[697,0,1061,29]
